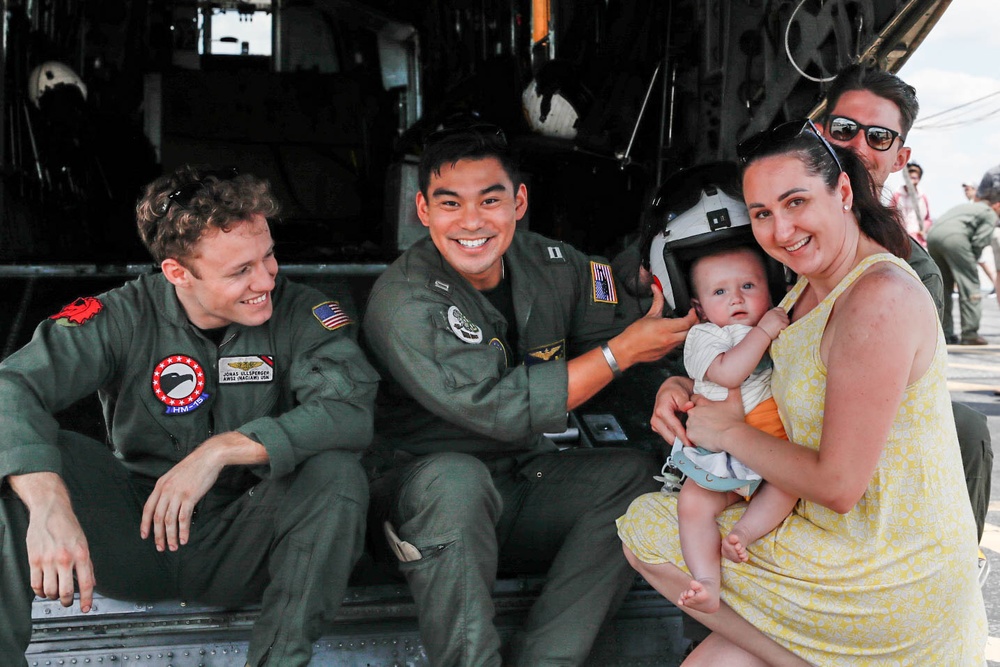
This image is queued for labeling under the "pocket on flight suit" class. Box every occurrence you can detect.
[431,319,503,391]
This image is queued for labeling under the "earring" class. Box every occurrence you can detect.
[843,204,850,211]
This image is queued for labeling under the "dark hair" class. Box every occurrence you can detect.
[136,165,280,265]
[740,135,911,259]
[826,64,920,137]
[906,161,923,178]
[417,124,520,195]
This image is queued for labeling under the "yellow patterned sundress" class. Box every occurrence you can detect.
[617,253,987,665]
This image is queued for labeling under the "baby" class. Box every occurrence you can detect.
[669,245,797,614]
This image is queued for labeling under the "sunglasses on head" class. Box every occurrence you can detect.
[736,119,843,172]
[155,167,239,216]
[825,116,902,152]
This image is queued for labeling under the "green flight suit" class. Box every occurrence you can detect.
[363,231,659,667]
[918,214,996,541]
[909,235,992,540]
[926,202,998,340]
[0,274,379,667]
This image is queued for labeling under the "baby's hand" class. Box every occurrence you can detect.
[757,307,789,340]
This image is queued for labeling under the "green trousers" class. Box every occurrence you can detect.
[928,233,985,338]
[954,402,993,541]
[0,431,368,667]
[372,447,659,667]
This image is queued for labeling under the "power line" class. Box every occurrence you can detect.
[914,105,1000,130]
[918,89,1000,122]
[914,98,1000,130]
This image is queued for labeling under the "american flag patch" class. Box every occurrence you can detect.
[312,301,352,331]
[591,261,618,304]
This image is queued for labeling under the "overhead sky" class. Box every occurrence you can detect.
[889,0,1000,215]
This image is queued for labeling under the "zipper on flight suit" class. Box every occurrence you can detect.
[200,328,235,443]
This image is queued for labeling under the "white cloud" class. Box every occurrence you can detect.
[920,0,996,43]
[892,2,1000,214]
[904,69,1000,118]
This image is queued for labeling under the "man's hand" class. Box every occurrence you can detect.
[8,472,95,612]
[140,432,266,552]
[615,285,699,368]
[650,376,695,446]
[567,285,698,411]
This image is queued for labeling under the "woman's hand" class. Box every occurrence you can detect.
[685,389,745,452]
[651,376,695,445]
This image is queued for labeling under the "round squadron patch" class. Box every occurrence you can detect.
[447,306,483,344]
[488,337,508,368]
[152,355,209,414]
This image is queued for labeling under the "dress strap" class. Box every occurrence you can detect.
[825,253,910,304]
[777,253,912,318]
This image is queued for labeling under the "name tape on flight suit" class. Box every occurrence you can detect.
[219,355,275,383]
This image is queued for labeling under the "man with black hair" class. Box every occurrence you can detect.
[0,166,379,666]
[363,123,696,666]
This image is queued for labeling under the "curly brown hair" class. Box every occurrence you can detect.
[136,165,280,265]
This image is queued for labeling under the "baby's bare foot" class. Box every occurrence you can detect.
[677,577,720,614]
[721,530,750,563]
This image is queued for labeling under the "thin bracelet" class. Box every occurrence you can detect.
[600,342,624,379]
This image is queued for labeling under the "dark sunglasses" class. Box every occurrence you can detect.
[826,116,902,152]
[155,167,239,216]
[736,119,843,173]
[425,123,508,149]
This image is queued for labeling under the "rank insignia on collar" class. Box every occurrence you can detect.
[525,339,565,366]
[313,301,352,331]
[152,355,209,414]
[447,306,483,344]
[590,261,618,304]
[545,245,567,263]
[49,297,103,327]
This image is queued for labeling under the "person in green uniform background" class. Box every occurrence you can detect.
[926,168,1000,346]
[0,166,379,667]
[362,123,698,666]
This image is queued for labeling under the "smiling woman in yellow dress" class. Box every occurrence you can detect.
[617,121,988,666]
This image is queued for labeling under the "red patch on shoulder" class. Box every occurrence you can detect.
[49,297,103,326]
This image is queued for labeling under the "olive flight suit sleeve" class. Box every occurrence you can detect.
[235,289,380,479]
[364,287,569,443]
[970,208,999,258]
[563,248,632,356]
[0,295,126,480]
[906,238,945,321]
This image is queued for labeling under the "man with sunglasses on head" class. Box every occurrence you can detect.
[362,123,696,666]
[819,64,993,574]
[0,165,379,666]
[820,65,946,312]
